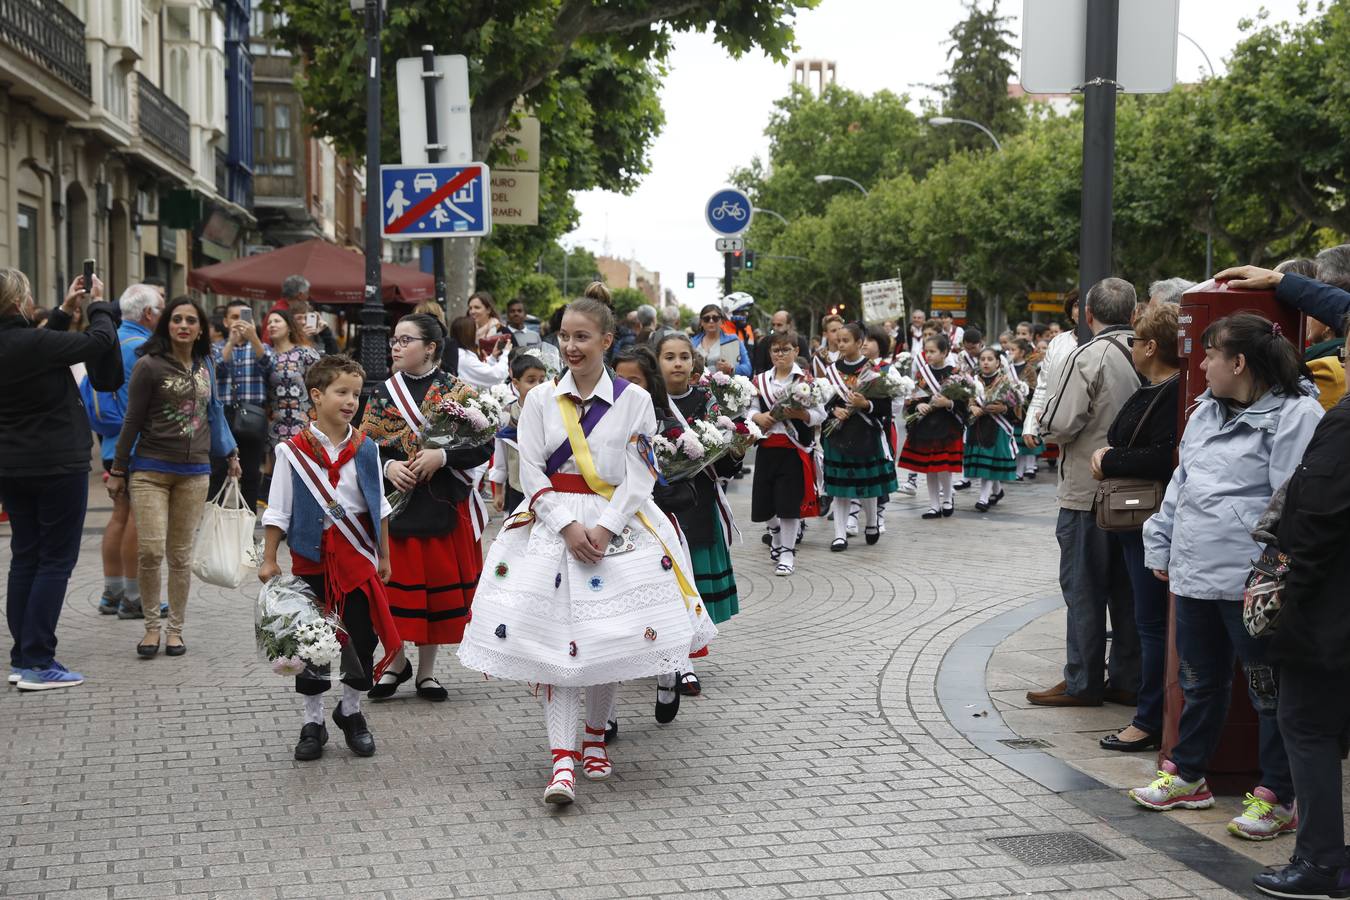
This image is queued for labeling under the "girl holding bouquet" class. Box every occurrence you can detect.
[359,314,493,702]
[821,323,897,551]
[749,330,828,576]
[898,333,966,519]
[457,299,714,806]
[964,347,1022,512]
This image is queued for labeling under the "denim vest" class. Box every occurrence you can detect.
[286,438,385,564]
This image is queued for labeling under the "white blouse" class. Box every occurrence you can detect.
[261,424,394,532]
[457,347,510,390]
[518,367,657,539]
[757,365,827,438]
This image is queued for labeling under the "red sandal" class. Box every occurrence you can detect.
[545,749,579,804]
[581,725,613,781]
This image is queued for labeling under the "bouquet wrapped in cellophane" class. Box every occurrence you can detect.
[905,372,977,427]
[652,419,734,481]
[767,378,833,422]
[699,371,756,417]
[718,414,762,456]
[823,364,914,437]
[388,380,508,515]
[255,575,346,677]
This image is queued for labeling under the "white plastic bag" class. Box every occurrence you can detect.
[192,478,258,588]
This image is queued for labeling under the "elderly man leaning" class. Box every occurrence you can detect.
[1030,277,1142,707]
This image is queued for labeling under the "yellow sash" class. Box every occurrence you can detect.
[557,395,699,603]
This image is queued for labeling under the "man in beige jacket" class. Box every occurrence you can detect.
[1029,277,1143,707]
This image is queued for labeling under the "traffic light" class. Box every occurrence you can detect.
[686,271,695,289]
[744,250,756,271]
[730,249,744,270]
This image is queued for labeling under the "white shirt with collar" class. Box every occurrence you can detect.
[519,366,658,538]
[262,423,393,532]
[757,364,827,438]
[457,347,510,390]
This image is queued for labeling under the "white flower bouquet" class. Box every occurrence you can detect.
[255,575,346,677]
[768,378,832,421]
[700,371,756,417]
[653,418,733,481]
[389,381,509,515]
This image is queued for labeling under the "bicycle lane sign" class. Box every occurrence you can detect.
[705,187,753,237]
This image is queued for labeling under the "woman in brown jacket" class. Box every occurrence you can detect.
[108,297,240,658]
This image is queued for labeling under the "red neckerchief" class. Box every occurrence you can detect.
[293,427,363,486]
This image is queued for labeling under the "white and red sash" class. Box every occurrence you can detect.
[283,440,381,571]
[383,371,487,540]
[912,356,964,426]
[668,392,740,547]
[974,375,1018,456]
[754,367,825,500]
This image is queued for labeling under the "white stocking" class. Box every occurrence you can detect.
[416,644,438,682]
[777,517,799,551]
[861,497,879,529]
[979,479,994,504]
[302,695,323,726]
[833,502,850,541]
[926,475,942,511]
[540,685,582,755]
[585,684,617,733]
[938,471,954,503]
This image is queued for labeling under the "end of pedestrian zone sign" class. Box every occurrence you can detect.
[380,162,492,240]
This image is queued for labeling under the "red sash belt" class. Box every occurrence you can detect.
[549,473,596,494]
[761,433,820,518]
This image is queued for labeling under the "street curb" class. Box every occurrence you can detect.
[936,596,1265,898]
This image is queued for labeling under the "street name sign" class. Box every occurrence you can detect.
[706,188,753,237]
[380,163,491,240]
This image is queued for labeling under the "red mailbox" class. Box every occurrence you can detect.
[1161,279,1305,790]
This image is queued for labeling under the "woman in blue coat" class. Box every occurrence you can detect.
[692,304,751,377]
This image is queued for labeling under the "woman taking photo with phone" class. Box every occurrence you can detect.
[449,314,509,390]
[264,309,321,446]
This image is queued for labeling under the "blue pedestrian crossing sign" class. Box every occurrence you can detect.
[705,187,753,236]
[380,163,492,240]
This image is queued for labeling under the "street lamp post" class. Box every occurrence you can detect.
[753,207,789,226]
[927,116,1003,152]
[812,174,869,196]
[1180,32,1218,278]
[354,0,387,394]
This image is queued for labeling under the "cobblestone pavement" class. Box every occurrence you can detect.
[0,473,1245,899]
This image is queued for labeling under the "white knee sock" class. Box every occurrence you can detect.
[584,683,617,734]
[541,685,582,754]
[303,695,323,726]
[938,472,954,503]
[777,517,799,551]
[341,684,361,716]
[926,475,942,511]
[861,497,879,529]
[833,501,850,540]
[979,479,994,504]
[416,644,438,682]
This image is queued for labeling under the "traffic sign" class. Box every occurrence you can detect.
[715,237,744,252]
[396,54,471,166]
[1028,290,1067,313]
[930,280,968,297]
[706,188,753,236]
[380,163,491,240]
[1021,0,1178,94]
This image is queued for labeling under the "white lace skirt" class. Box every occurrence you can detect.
[457,493,717,687]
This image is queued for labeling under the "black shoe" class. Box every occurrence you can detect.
[761,528,776,546]
[989,488,1005,505]
[294,722,328,761]
[830,538,848,552]
[655,676,680,724]
[1254,857,1350,899]
[678,672,701,697]
[922,508,941,520]
[796,521,806,546]
[953,480,972,491]
[165,640,186,657]
[415,677,448,702]
[864,526,880,546]
[941,502,954,517]
[1025,471,1037,480]
[332,704,376,756]
[1098,729,1161,753]
[367,660,412,700]
[605,719,619,742]
[974,501,989,513]
[136,634,160,658]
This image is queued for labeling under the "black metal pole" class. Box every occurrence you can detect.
[360,0,387,393]
[1076,0,1119,341]
[723,251,734,297]
[421,44,447,310]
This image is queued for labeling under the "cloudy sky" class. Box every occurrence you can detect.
[566,0,1311,309]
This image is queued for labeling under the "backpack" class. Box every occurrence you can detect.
[81,334,143,437]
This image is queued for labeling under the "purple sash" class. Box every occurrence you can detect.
[544,376,631,475]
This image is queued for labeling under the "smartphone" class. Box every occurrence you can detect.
[82,258,95,295]
[304,312,320,332]
[239,307,253,323]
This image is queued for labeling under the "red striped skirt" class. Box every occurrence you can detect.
[897,434,964,474]
[385,500,483,645]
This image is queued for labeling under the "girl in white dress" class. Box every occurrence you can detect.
[457,298,714,805]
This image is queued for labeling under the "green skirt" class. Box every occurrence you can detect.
[689,540,738,624]
[964,417,1018,481]
[822,436,898,499]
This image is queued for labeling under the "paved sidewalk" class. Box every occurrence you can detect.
[0,473,1245,898]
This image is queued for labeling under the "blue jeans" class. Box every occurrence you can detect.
[1171,595,1293,801]
[1,472,88,669]
[1119,530,1167,734]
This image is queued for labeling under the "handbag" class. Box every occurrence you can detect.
[1094,372,1170,532]
[192,478,258,589]
[1243,545,1290,638]
[227,400,269,443]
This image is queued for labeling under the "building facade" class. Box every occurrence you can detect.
[597,254,662,305]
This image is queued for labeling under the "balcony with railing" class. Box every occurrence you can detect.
[134,73,191,165]
[0,0,91,97]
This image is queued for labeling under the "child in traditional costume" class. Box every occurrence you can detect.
[359,314,492,702]
[749,330,827,576]
[963,347,1022,512]
[898,334,966,519]
[490,354,549,515]
[260,355,401,761]
[821,323,897,551]
[457,299,714,806]
[1010,338,1043,480]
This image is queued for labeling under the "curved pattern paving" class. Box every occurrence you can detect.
[0,478,1238,898]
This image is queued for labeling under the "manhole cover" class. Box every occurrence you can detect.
[998,737,1052,750]
[986,832,1123,867]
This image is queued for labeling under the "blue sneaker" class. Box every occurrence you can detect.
[8,667,20,685]
[16,662,84,691]
[98,591,123,615]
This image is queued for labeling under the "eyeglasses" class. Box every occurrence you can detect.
[701,315,722,323]
[388,335,425,348]
[770,346,796,354]
[1126,336,1149,347]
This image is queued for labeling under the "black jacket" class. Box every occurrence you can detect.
[0,302,121,477]
[752,333,810,374]
[1100,375,1180,482]
[1273,396,1350,671]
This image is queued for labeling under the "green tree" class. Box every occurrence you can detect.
[264,0,817,311]
[923,0,1022,158]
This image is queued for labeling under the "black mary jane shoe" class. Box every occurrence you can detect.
[332,704,376,757]
[367,660,412,700]
[1098,729,1161,753]
[761,528,777,546]
[678,672,702,697]
[605,719,619,742]
[921,508,941,520]
[830,538,848,552]
[941,502,954,518]
[974,501,990,513]
[165,639,187,657]
[136,634,160,658]
[294,722,328,761]
[989,488,1006,506]
[415,677,448,702]
[655,677,681,724]
[953,480,972,491]
[864,526,880,546]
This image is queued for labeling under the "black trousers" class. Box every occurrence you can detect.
[1279,664,1350,868]
[294,574,378,695]
[209,426,267,512]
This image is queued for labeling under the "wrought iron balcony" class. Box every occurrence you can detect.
[135,74,191,165]
[0,0,91,98]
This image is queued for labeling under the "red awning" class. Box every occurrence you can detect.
[187,239,433,305]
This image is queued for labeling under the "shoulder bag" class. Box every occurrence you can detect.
[1094,368,1168,532]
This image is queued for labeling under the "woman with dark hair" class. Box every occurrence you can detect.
[468,291,505,343]
[1132,312,1322,842]
[109,296,240,658]
[263,309,321,445]
[451,313,509,390]
[693,304,751,377]
[359,313,493,701]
